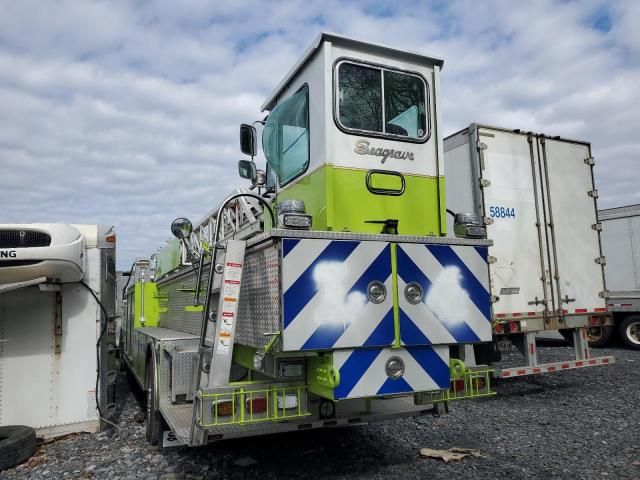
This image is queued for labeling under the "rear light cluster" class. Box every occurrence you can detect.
[211,393,299,418]
[494,321,520,334]
[212,396,269,418]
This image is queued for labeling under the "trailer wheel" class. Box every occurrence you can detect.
[0,425,37,471]
[619,316,640,350]
[586,325,613,348]
[145,358,163,445]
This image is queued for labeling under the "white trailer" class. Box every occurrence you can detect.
[599,204,640,349]
[444,124,614,378]
[0,224,117,437]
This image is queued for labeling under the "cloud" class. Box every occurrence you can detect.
[0,0,638,268]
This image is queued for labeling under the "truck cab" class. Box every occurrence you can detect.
[257,32,447,237]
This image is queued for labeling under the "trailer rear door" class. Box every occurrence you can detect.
[539,138,606,314]
[475,128,549,317]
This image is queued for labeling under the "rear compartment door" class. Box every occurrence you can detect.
[396,242,492,343]
[476,128,550,317]
[281,239,394,351]
[539,138,606,313]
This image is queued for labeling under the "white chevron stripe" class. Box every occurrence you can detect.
[282,241,389,350]
[333,274,393,348]
[398,277,456,344]
[401,349,444,391]
[346,349,389,398]
[450,245,489,292]
[400,244,490,341]
[282,239,331,291]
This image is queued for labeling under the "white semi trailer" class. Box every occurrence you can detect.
[0,224,117,438]
[598,204,640,349]
[444,124,614,378]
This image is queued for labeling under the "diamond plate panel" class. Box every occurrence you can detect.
[235,240,281,350]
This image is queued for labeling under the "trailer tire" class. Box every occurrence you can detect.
[619,316,640,350]
[145,358,163,445]
[586,325,613,348]
[0,425,37,471]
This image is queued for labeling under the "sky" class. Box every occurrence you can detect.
[1,0,638,269]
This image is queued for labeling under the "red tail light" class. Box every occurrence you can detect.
[495,323,503,334]
[509,321,519,333]
[452,379,465,392]
[246,396,267,414]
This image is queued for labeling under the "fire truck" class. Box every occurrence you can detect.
[121,33,496,446]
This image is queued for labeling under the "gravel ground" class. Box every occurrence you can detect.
[3,345,638,480]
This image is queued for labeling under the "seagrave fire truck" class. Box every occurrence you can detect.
[122,33,497,446]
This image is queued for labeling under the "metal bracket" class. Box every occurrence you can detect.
[595,256,606,265]
[591,223,602,231]
[483,217,494,225]
[599,291,608,299]
[561,295,576,304]
[54,291,62,355]
[490,295,500,303]
[487,255,497,264]
[584,156,595,166]
[477,141,487,151]
[479,179,491,188]
[587,190,599,198]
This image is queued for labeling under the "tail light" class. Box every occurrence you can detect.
[494,323,503,334]
[473,377,486,389]
[509,321,519,333]
[246,396,267,414]
[452,379,465,392]
[212,399,234,417]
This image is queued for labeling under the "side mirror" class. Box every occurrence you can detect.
[170,217,193,240]
[238,160,257,181]
[240,124,257,157]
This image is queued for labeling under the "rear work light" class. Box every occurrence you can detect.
[246,396,267,414]
[212,399,234,417]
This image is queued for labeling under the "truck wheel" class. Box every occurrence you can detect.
[145,359,163,445]
[619,316,640,350]
[586,325,613,348]
[0,425,37,470]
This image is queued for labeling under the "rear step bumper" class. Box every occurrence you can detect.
[495,356,615,378]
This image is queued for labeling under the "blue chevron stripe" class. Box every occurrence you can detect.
[474,245,488,261]
[426,245,491,320]
[334,348,382,399]
[377,376,413,395]
[397,246,481,343]
[283,240,359,328]
[348,244,391,296]
[407,346,450,388]
[398,309,432,345]
[363,308,395,346]
[282,238,300,257]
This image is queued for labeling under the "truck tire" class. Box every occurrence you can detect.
[619,316,640,350]
[145,358,163,445]
[586,325,613,348]
[0,425,37,470]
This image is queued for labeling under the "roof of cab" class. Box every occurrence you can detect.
[260,32,444,112]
